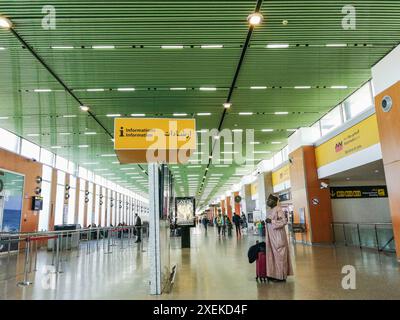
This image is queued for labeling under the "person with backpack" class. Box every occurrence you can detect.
[232,212,241,237]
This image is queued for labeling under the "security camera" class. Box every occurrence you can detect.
[320,181,329,189]
[32,158,37,162]
[381,96,393,113]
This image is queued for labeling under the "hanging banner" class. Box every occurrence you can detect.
[114,118,196,164]
[330,186,388,199]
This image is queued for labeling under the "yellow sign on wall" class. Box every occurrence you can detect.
[114,118,196,164]
[272,164,290,186]
[250,182,258,197]
[315,114,380,168]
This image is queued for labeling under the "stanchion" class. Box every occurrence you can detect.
[105,228,113,254]
[17,237,32,287]
[54,234,63,274]
[120,228,125,250]
[96,229,100,252]
[87,230,91,254]
[77,230,81,257]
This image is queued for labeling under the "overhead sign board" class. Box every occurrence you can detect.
[330,186,388,199]
[272,164,290,186]
[114,118,196,164]
[315,114,380,168]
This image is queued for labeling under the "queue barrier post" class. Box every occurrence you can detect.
[17,237,32,287]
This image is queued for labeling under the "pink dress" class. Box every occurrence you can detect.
[265,205,294,280]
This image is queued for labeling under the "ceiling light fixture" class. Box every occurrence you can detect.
[266,44,289,49]
[0,116,9,120]
[326,43,347,47]
[250,86,267,90]
[170,87,187,91]
[34,89,52,93]
[201,45,223,49]
[200,87,217,91]
[330,85,348,89]
[86,88,105,92]
[261,129,274,132]
[173,113,187,117]
[84,132,97,135]
[197,113,211,116]
[63,115,77,118]
[161,45,184,49]
[271,141,282,144]
[50,146,62,149]
[51,46,74,49]
[117,88,135,92]
[247,12,263,26]
[0,16,12,29]
[294,86,311,89]
[106,114,121,117]
[78,145,89,148]
[27,133,40,137]
[92,45,115,49]
[275,111,289,115]
[80,105,90,112]
[239,112,253,115]
[59,132,72,135]
[223,102,231,109]
[131,113,145,117]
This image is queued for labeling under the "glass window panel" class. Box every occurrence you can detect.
[320,106,343,136]
[68,186,76,224]
[0,128,20,153]
[311,121,322,138]
[56,156,68,171]
[57,170,65,185]
[87,182,93,226]
[38,181,51,231]
[40,148,54,166]
[68,161,76,175]
[78,166,87,180]
[21,139,40,160]
[343,82,373,121]
[54,184,65,226]
[42,165,53,182]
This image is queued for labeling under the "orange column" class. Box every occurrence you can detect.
[226,196,232,219]
[220,200,226,215]
[233,192,241,215]
[289,146,333,244]
[374,81,400,258]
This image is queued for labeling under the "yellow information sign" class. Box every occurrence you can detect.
[315,114,380,168]
[114,118,196,164]
[272,164,290,186]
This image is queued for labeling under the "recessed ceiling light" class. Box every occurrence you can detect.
[27,133,40,137]
[100,154,116,157]
[330,85,348,89]
[275,112,289,115]
[261,129,274,132]
[34,89,52,93]
[63,114,77,118]
[232,129,243,132]
[161,45,184,49]
[197,113,211,116]
[0,47,6,50]
[78,145,89,148]
[247,12,263,26]
[92,45,115,49]
[250,86,267,90]
[326,44,347,47]
[201,45,223,49]
[170,87,187,91]
[131,113,145,117]
[59,132,72,135]
[266,44,289,49]
[0,16,12,29]
[80,105,90,112]
[0,116,9,120]
[250,141,260,145]
[117,88,135,92]
[84,132,97,135]
[51,146,62,149]
[200,87,217,91]
[254,151,271,154]
[173,113,187,117]
[239,112,253,115]
[294,86,311,89]
[106,114,121,117]
[223,103,231,109]
[86,88,105,92]
[51,46,74,49]
[271,141,282,144]
[224,142,234,145]
[112,161,119,164]
[214,136,220,140]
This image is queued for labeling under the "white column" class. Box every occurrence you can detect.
[148,163,161,295]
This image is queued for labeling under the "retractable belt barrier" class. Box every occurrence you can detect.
[0,225,146,287]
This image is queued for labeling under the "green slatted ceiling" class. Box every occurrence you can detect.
[1,1,400,204]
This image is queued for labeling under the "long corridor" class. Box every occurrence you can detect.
[1,226,400,300]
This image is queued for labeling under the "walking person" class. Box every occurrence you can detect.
[216,213,223,237]
[202,216,209,233]
[134,213,142,243]
[222,214,227,236]
[232,212,241,237]
[265,194,293,282]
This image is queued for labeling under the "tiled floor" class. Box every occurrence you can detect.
[1,226,399,300]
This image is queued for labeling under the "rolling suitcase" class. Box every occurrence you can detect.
[256,251,267,282]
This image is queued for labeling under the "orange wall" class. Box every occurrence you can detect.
[233,192,241,215]
[374,81,400,258]
[0,148,43,233]
[226,196,232,219]
[289,146,333,244]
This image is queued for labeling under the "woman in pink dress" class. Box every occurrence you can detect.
[265,194,294,282]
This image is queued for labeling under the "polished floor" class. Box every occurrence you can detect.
[1,226,400,300]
